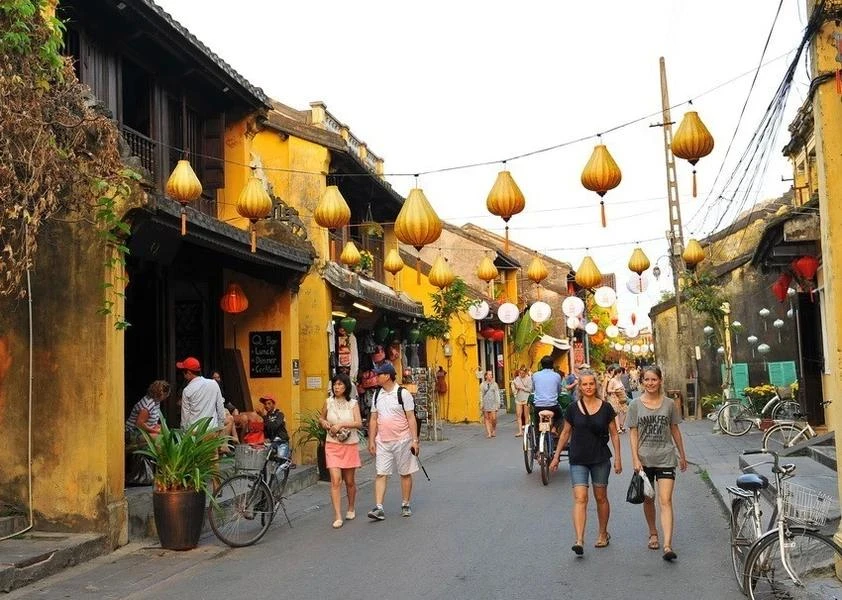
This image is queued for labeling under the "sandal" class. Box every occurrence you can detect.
[332,519,343,529]
[647,533,660,550]
[663,547,677,561]
[594,533,611,548]
[571,542,584,556]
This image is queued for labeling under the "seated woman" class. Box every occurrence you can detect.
[125,380,171,446]
[233,408,266,445]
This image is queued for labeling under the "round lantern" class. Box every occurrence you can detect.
[491,329,506,343]
[566,316,580,330]
[747,335,759,345]
[406,328,421,344]
[716,346,725,355]
[314,185,351,230]
[374,324,391,343]
[671,110,715,197]
[468,300,490,320]
[623,343,632,352]
[166,159,203,236]
[610,316,618,326]
[771,273,792,303]
[631,344,641,354]
[219,282,248,314]
[787,308,794,319]
[497,302,520,324]
[429,254,455,289]
[606,325,619,338]
[340,241,361,267]
[384,248,405,275]
[626,273,650,295]
[562,296,585,317]
[575,255,602,289]
[527,256,549,285]
[594,286,617,308]
[476,255,499,282]
[592,332,605,345]
[339,316,357,334]
[792,255,819,281]
[683,239,705,270]
[787,286,797,297]
[614,342,624,351]
[703,325,714,336]
[486,170,525,251]
[757,343,771,355]
[773,318,785,342]
[395,188,442,250]
[584,322,599,335]
[580,143,622,227]
[628,247,651,276]
[625,325,639,339]
[528,301,552,324]
[479,326,496,339]
[732,321,743,330]
[237,173,274,252]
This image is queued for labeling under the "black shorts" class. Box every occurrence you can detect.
[642,466,675,483]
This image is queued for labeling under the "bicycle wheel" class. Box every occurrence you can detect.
[771,400,801,420]
[744,527,842,599]
[208,474,273,547]
[718,403,753,436]
[730,497,760,593]
[523,426,534,474]
[762,423,811,453]
[539,433,550,486]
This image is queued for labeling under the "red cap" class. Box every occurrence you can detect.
[176,357,201,372]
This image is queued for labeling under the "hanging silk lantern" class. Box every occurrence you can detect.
[771,273,792,303]
[682,238,705,270]
[630,312,637,326]
[791,255,819,281]
[527,256,549,285]
[429,254,455,289]
[479,326,496,340]
[486,169,525,252]
[580,143,622,227]
[340,241,361,267]
[314,185,351,230]
[575,255,602,289]
[628,247,651,276]
[610,316,618,326]
[491,329,505,343]
[219,282,248,314]
[626,273,650,295]
[384,248,405,275]
[671,110,714,197]
[237,173,273,252]
[339,316,357,334]
[477,255,499,282]
[166,159,203,235]
[394,188,443,283]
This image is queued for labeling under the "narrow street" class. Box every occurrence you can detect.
[10,417,741,600]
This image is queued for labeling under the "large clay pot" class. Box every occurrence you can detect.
[153,489,206,550]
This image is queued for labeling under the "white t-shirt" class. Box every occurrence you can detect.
[371,385,415,442]
[181,376,224,429]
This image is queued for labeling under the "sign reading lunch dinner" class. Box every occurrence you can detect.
[249,331,282,378]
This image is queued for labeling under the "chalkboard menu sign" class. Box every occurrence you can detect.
[249,331,282,378]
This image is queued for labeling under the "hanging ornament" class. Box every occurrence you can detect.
[716,346,725,355]
[566,316,580,330]
[623,343,632,352]
[626,273,650,295]
[394,187,443,283]
[606,325,619,338]
[314,185,351,230]
[630,312,637,326]
[219,282,248,314]
[593,286,617,308]
[491,329,506,343]
[340,241,361,267]
[747,335,759,357]
[406,327,421,344]
[529,301,552,324]
[786,308,794,319]
[759,307,770,331]
[791,255,819,281]
[683,239,705,270]
[584,322,599,336]
[429,254,455,289]
[627,247,651,275]
[476,255,499,282]
[479,326,496,340]
[670,109,715,197]
[339,316,357,334]
[561,296,585,318]
[383,248,405,275]
[614,342,624,351]
[497,302,520,324]
[631,344,641,354]
[237,171,273,252]
[592,331,606,345]
[610,316,618,326]
[771,273,792,303]
[468,300,490,320]
[166,159,203,235]
[773,318,785,343]
[580,142,622,227]
[486,169,525,252]
[575,255,602,289]
[527,256,549,285]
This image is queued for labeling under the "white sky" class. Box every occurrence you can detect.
[156,0,808,328]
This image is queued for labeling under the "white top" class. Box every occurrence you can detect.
[181,376,224,429]
[371,385,415,442]
[325,397,359,445]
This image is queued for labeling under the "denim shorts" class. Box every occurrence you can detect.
[569,460,611,488]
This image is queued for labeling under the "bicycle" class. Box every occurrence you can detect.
[208,438,293,547]
[522,397,569,485]
[717,391,801,437]
[761,401,830,453]
[734,449,840,599]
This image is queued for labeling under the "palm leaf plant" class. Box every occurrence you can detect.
[295,409,328,449]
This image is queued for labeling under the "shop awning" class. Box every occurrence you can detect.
[323,262,425,319]
[539,334,571,351]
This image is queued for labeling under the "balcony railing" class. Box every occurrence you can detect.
[327,230,386,283]
[121,124,158,183]
[310,102,385,177]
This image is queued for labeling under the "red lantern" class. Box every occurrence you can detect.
[792,256,819,281]
[771,273,792,304]
[630,312,637,326]
[491,329,505,343]
[220,283,248,314]
[479,327,495,340]
[567,282,575,295]
[610,316,618,326]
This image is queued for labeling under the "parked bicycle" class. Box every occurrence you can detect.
[728,448,840,598]
[761,401,830,453]
[717,390,801,437]
[208,438,293,547]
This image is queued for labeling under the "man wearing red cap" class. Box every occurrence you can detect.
[177,357,224,429]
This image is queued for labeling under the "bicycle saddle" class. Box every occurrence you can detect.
[537,410,555,418]
[736,473,769,491]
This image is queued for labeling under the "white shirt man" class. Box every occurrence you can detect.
[177,357,224,429]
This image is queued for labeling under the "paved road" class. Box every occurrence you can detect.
[9,418,744,599]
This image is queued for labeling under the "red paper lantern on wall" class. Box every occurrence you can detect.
[771,273,792,304]
[491,329,505,343]
[792,256,819,281]
[479,327,495,340]
[220,283,249,314]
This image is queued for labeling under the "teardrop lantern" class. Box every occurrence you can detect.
[429,254,455,289]
[527,255,549,299]
[394,187,443,283]
[383,248,405,275]
[166,159,203,235]
[580,143,622,227]
[476,255,499,283]
[628,247,651,276]
[314,185,351,230]
[340,241,361,267]
[771,273,792,304]
[671,110,714,197]
[486,169,525,251]
[237,172,273,252]
[219,282,249,314]
[682,238,705,270]
[575,255,602,289]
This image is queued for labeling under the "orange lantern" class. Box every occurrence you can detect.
[671,110,714,197]
[219,282,249,314]
[314,185,351,230]
[628,247,650,276]
[575,255,602,289]
[384,248,405,275]
[477,255,499,283]
[237,172,273,252]
[682,238,705,270]
[165,159,203,235]
[394,187,443,283]
[340,241,361,267]
[486,169,526,252]
[429,254,455,289]
[580,143,622,227]
[527,255,549,300]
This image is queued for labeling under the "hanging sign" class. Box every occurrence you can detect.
[249,331,282,378]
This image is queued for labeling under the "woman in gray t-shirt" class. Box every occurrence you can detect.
[627,365,688,563]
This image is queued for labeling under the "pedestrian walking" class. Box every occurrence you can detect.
[511,366,532,437]
[607,367,628,433]
[367,363,419,521]
[627,365,688,562]
[319,373,362,529]
[550,370,622,556]
[177,357,225,429]
[480,371,500,438]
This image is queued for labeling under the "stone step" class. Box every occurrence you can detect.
[0,532,107,593]
[809,444,837,471]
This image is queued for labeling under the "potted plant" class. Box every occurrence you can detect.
[295,410,329,481]
[136,417,227,550]
[357,250,374,277]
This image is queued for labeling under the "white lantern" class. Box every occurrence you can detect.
[593,286,617,308]
[631,344,641,353]
[497,302,520,324]
[757,343,771,355]
[732,321,742,329]
[561,296,585,317]
[585,322,599,335]
[759,308,770,318]
[614,342,624,351]
[626,273,650,294]
[625,325,639,339]
[649,343,655,352]
[786,308,794,319]
[716,346,725,355]
[468,300,490,320]
[528,301,552,324]
[566,316,580,329]
[703,325,714,336]
[623,343,632,352]
[747,335,759,345]
[787,287,797,297]
[606,325,619,338]
[773,319,784,329]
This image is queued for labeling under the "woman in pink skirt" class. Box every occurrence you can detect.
[319,373,362,528]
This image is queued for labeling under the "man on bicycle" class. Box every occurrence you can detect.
[531,356,564,432]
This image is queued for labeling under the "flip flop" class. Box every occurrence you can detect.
[648,534,660,550]
[594,533,611,548]
[571,543,584,556]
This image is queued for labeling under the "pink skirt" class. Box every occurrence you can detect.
[325,441,361,469]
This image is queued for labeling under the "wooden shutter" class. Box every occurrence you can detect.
[202,113,226,190]
[767,361,797,388]
[721,363,750,398]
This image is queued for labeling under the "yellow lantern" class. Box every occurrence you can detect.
[580,143,622,227]
[575,255,602,289]
[314,185,351,230]
[486,170,525,252]
[527,256,549,284]
[394,187,443,282]
[340,241,361,267]
[682,238,705,270]
[628,247,651,276]
[429,254,455,289]
[671,110,714,198]
[237,173,273,252]
[476,255,499,282]
[383,248,405,275]
[165,159,203,235]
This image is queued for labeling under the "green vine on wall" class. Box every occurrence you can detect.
[420,277,474,341]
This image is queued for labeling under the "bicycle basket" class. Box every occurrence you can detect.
[781,482,835,526]
[234,444,269,472]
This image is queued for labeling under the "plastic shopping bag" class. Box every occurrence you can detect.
[626,470,645,504]
[642,471,655,498]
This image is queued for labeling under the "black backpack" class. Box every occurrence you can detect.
[372,386,423,434]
